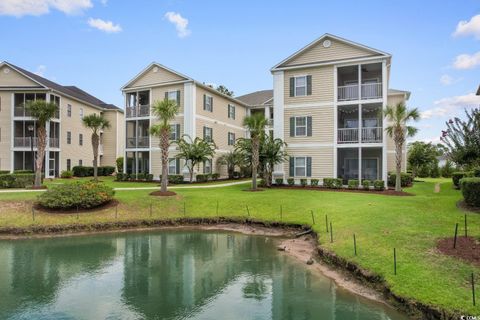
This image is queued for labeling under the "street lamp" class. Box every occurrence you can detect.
[27,124,35,173]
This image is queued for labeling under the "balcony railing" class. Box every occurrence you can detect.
[267,119,274,127]
[126,105,150,118]
[14,107,32,117]
[14,137,37,148]
[49,138,59,148]
[337,83,383,101]
[126,136,149,148]
[338,127,383,144]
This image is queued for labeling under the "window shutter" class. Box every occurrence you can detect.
[307,116,312,136]
[210,128,213,141]
[176,124,180,139]
[176,158,180,174]
[289,78,295,97]
[233,106,235,119]
[290,117,295,137]
[210,97,213,112]
[203,160,207,174]
[289,157,294,177]
[165,92,168,100]
[176,90,181,105]
[203,126,206,139]
[306,75,312,95]
[306,157,312,177]
[203,94,206,110]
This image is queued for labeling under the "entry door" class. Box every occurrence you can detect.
[344,158,359,180]
[362,158,378,181]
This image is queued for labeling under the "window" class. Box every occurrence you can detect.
[170,124,179,140]
[166,90,179,104]
[204,159,212,174]
[204,95,213,112]
[168,158,177,175]
[228,132,235,146]
[66,159,71,171]
[67,104,72,117]
[67,131,71,144]
[79,159,83,166]
[203,127,213,142]
[294,157,306,177]
[80,108,84,119]
[295,116,307,136]
[228,104,235,119]
[294,76,307,97]
[79,134,83,146]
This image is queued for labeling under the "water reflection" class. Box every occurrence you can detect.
[0,231,408,320]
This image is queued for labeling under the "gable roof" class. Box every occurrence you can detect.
[121,62,191,90]
[272,33,391,71]
[0,61,121,112]
[236,90,273,106]
[388,88,411,100]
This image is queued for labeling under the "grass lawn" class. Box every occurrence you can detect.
[0,178,478,314]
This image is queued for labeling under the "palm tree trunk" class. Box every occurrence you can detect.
[160,130,169,193]
[91,133,99,181]
[395,139,403,192]
[34,126,46,187]
[252,137,259,190]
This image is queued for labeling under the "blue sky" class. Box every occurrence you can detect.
[1,0,480,143]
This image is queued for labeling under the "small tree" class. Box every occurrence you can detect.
[116,157,124,173]
[217,151,244,179]
[407,141,438,179]
[440,160,454,178]
[176,135,216,182]
[82,114,111,181]
[384,103,420,191]
[260,135,288,187]
[241,113,267,190]
[150,99,179,193]
[216,85,234,97]
[26,100,58,187]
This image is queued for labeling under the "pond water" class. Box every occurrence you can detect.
[0,230,409,320]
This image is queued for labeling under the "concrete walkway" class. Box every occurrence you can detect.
[0,180,251,194]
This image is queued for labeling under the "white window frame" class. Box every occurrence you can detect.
[228,132,235,146]
[168,158,177,175]
[170,124,178,140]
[204,127,213,142]
[204,159,212,174]
[228,104,235,119]
[66,131,71,144]
[294,116,307,137]
[205,95,213,112]
[66,159,71,171]
[67,104,72,117]
[294,156,307,177]
[80,108,84,119]
[79,133,83,146]
[167,90,178,103]
[294,76,307,97]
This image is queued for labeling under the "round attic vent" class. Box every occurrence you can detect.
[3,68,10,74]
[152,66,159,73]
[323,40,331,48]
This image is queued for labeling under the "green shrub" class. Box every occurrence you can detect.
[348,179,359,189]
[300,178,307,187]
[323,178,342,188]
[287,178,295,186]
[473,168,480,177]
[136,172,146,180]
[362,180,372,190]
[116,157,124,173]
[275,178,284,185]
[13,170,33,174]
[310,179,319,186]
[0,170,9,175]
[461,178,480,207]
[388,172,413,187]
[373,180,385,191]
[60,170,73,179]
[115,173,124,181]
[430,162,441,178]
[452,172,469,188]
[37,181,115,210]
[0,173,35,188]
[211,173,220,181]
[146,174,154,182]
[233,171,241,179]
[103,166,115,176]
[72,166,93,177]
[440,161,454,178]
[196,174,208,183]
[168,175,184,184]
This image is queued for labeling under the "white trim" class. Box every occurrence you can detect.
[0,62,48,89]
[293,75,307,97]
[337,143,384,148]
[183,82,196,138]
[333,66,338,178]
[293,116,307,137]
[121,62,191,90]
[337,98,383,106]
[288,143,334,148]
[285,101,332,109]
[293,156,307,177]
[123,80,191,93]
[195,114,246,131]
[273,70,285,177]
[382,60,388,183]
[10,93,14,173]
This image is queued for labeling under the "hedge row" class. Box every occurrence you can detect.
[115,173,154,182]
[72,166,115,177]
[195,173,220,183]
[278,178,385,191]
[461,178,480,208]
[0,173,35,188]
[387,172,413,188]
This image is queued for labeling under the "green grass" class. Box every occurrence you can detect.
[0,178,478,314]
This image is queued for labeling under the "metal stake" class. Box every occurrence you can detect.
[354,234,357,256]
[310,210,315,225]
[330,222,333,243]
[394,248,397,275]
[472,273,476,306]
[325,214,329,233]
[454,223,458,249]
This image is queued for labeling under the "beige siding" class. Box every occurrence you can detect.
[0,66,40,87]
[127,65,186,88]
[195,118,245,151]
[0,92,12,171]
[151,116,184,147]
[284,66,334,104]
[151,84,185,113]
[282,37,379,67]
[100,110,124,167]
[387,152,406,173]
[386,94,408,150]
[284,106,334,144]
[284,147,334,180]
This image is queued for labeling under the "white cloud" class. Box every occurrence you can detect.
[453,51,480,69]
[420,93,480,119]
[88,18,122,33]
[100,0,108,5]
[34,65,47,77]
[439,74,462,86]
[453,14,480,39]
[0,0,92,17]
[164,12,191,38]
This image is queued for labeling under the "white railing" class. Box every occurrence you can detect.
[338,128,359,143]
[126,105,150,118]
[362,127,383,143]
[267,119,274,127]
[49,138,59,148]
[338,85,359,101]
[99,144,104,155]
[361,83,382,99]
[14,137,37,148]
[126,136,149,148]
[14,107,32,117]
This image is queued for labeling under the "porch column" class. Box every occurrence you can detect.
[273,70,285,179]
[359,147,362,183]
[381,60,388,183]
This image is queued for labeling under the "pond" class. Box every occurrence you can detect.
[0,230,409,320]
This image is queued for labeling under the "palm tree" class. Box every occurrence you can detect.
[82,114,111,181]
[242,113,267,190]
[150,99,179,193]
[26,100,58,188]
[176,135,216,183]
[260,135,288,187]
[217,150,244,179]
[384,102,420,191]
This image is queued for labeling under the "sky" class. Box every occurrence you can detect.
[1,0,480,143]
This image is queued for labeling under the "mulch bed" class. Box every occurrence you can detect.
[457,200,480,214]
[437,236,480,266]
[271,185,413,196]
[33,199,119,214]
[150,191,177,197]
[28,186,48,190]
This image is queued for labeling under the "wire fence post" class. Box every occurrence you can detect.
[246,205,250,217]
[150,202,153,217]
[330,222,333,243]
[353,234,357,256]
[216,200,219,215]
[472,273,476,306]
[183,201,186,216]
[394,248,397,275]
[115,204,118,219]
[310,210,315,225]
[280,205,283,221]
[325,214,329,233]
[76,206,79,220]
[465,214,468,237]
[453,223,458,249]
[32,206,35,222]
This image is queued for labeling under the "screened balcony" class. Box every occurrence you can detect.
[337,104,383,144]
[337,63,383,101]
[337,147,383,184]
[125,91,150,118]
[126,120,150,148]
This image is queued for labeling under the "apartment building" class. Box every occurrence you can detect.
[121,63,248,179]
[0,62,124,177]
[264,34,410,184]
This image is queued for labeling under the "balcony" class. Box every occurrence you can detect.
[126,136,150,148]
[126,105,150,118]
[49,138,59,148]
[337,63,383,102]
[338,83,382,101]
[338,127,383,144]
[14,137,37,148]
[14,107,32,117]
